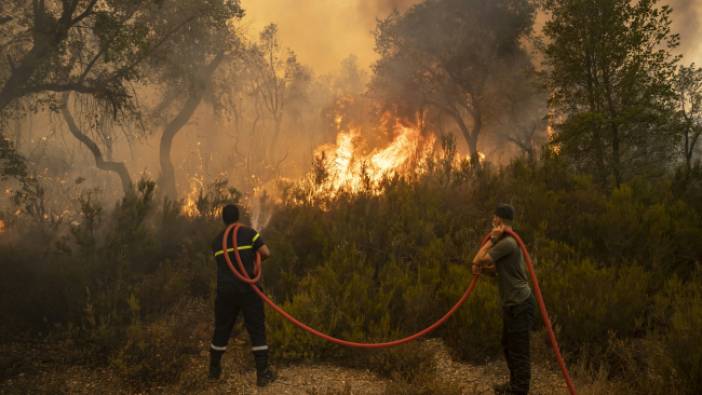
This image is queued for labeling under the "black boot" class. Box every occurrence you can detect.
[253,349,276,387]
[493,382,512,394]
[257,368,277,387]
[208,349,224,380]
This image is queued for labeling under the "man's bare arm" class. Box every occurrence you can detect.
[471,225,504,275]
[471,240,496,275]
[472,240,494,266]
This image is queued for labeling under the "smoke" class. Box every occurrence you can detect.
[666,0,702,63]
[355,0,422,27]
[242,0,420,74]
[235,0,702,170]
[8,0,702,215]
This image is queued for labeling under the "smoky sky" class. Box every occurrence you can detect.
[666,0,702,63]
[355,0,422,26]
[243,0,702,75]
[242,0,421,74]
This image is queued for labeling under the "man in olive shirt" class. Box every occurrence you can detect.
[472,204,536,395]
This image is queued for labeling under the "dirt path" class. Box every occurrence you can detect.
[1,338,570,394]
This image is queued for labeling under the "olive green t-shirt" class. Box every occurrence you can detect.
[488,236,531,307]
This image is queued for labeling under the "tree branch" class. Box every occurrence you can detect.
[28,81,116,96]
[108,13,203,84]
[60,93,133,194]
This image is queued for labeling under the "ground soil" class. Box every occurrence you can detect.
[1,337,569,394]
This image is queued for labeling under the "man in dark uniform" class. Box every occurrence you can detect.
[208,204,276,387]
[472,204,536,395]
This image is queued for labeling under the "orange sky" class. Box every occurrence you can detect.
[242,0,702,76]
[241,0,420,75]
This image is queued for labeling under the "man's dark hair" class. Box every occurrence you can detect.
[495,203,515,221]
[222,204,239,224]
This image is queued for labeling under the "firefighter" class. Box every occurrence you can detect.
[208,204,276,387]
[472,204,536,395]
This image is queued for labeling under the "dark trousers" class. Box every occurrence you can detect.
[501,294,536,394]
[210,286,268,370]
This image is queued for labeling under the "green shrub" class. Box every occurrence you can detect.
[538,259,649,351]
[3,158,702,393]
[443,265,502,361]
[651,273,702,394]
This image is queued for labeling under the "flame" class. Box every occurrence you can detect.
[546,100,561,155]
[370,125,422,176]
[0,219,5,234]
[182,140,206,218]
[309,117,442,197]
[182,175,204,217]
[546,124,561,154]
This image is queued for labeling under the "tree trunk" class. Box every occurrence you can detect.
[585,51,608,188]
[157,51,224,200]
[470,107,483,167]
[685,124,691,174]
[448,111,480,167]
[592,127,608,188]
[683,125,702,185]
[268,116,282,162]
[611,123,621,187]
[158,93,204,200]
[61,97,133,196]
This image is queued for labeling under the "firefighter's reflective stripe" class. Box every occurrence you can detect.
[213,245,253,256]
[210,343,227,351]
[252,233,260,242]
[251,345,268,351]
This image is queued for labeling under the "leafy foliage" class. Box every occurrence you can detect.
[543,0,681,187]
[1,159,702,393]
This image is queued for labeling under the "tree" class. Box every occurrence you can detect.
[139,0,243,200]
[371,0,535,166]
[542,0,680,187]
[497,55,548,162]
[1,0,137,181]
[333,55,368,96]
[154,51,228,200]
[0,0,174,116]
[247,24,311,162]
[0,0,239,195]
[60,92,134,195]
[673,64,702,180]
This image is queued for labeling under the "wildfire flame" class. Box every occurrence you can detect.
[546,124,561,154]
[182,175,204,217]
[309,117,445,196]
[180,113,487,216]
[295,110,493,202]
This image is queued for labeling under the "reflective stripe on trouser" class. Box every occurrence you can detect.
[502,295,535,394]
[210,288,268,360]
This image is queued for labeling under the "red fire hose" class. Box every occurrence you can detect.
[221,224,577,395]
